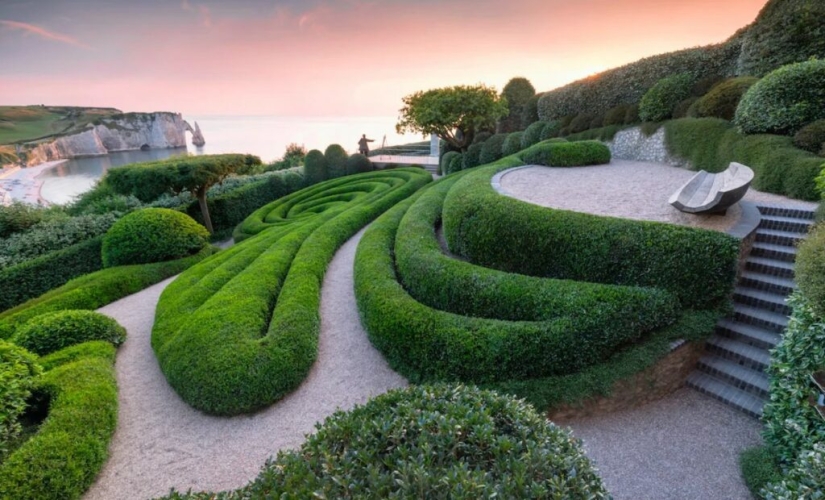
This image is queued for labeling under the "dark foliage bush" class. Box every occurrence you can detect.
[153,170,431,415]
[691,74,725,97]
[624,104,641,124]
[521,121,546,149]
[740,446,782,498]
[0,340,40,462]
[440,151,460,175]
[345,154,372,175]
[497,77,535,134]
[559,115,575,128]
[303,149,327,184]
[793,120,825,155]
[471,131,492,145]
[566,125,625,142]
[589,114,605,129]
[663,118,824,200]
[567,114,595,134]
[695,77,759,121]
[0,343,117,500]
[446,153,464,175]
[462,142,484,170]
[795,223,825,316]
[163,385,608,500]
[13,310,126,356]
[0,202,51,238]
[501,132,524,156]
[323,144,349,179]
[640,73,694,122]
[520,93,542,129]
[539,121,561,140]
[672,98,698,119]
[735,60,825,135]
[478,133,508,165]
[520,140,611,167]
[102,208,209,268]
[604,105,630,126]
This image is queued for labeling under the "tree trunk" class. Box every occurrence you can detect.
[196,186,214,234]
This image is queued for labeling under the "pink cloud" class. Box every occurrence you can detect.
[0,19,90,49]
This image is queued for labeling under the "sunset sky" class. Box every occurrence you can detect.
[1,0,768,117]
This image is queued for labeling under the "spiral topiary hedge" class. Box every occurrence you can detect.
[152,169,431,415]
[12,311,126,357]
[162,384,609,499]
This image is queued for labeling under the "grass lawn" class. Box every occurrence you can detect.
[0,106,121,145]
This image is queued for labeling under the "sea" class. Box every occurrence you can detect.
[38,116,419,205]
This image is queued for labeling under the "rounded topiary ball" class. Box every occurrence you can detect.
[695,77,759,121]
[735,60,825,135]
[796,224,825,317]
[13,310,127,356]
[345,154,372,175]
[793,120,825,155]
[102,208,209,268]
[639,73,694,122]
[324,144,349,179]
[233,384,608,498]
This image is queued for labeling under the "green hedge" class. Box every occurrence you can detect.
[695,77,759,121]
[447,153,463,175]
[153,169,431,415]
[501,132,524,156]
[639,73,694,122]
[462,142,483,170]
[303,149,327,184]
[0,246,217,340]
[12,311,126,357]
[161,385,608,499]
[796,223,825,316]
[539,120,561,140]
[0,342,117,500]
[440,151,460,176]
[345,154,372,175]
[521,121,546,149]
[740,446,782,498]
[520,140,611,167]
[793,120,825,155]
[324,144,348,179]
[662,118,825,200]
[0,341,40,462]
[478,133,508,165]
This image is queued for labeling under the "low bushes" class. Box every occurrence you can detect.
[793,120,825,155]
[345,153,372,175]
[521,121,546,149]
[520,140,612,168]
[440,151,460,175]
[448,153,463,174]
[12,311,126,356]
[0,341,41,462]
[568,114,595,134]
[604,105,630,126]
[761,444,825,499]
[795,223,825,316]
[735,60,825,135]
[695,77,759,121]
[478,133,508,165]
[462,142,483,170]
[102,208,209,267]
[539,121,561,140]
[162,385,609,499]
[153,169,431,415]
[501,132,523,157]
[303,149,327,184]
[640,73,694,122]
[740,446,782,498]
[0,342,118,500]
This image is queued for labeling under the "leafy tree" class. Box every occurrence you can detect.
[498,77,536,133]
[396,85,508,151]
[283,143,307,166]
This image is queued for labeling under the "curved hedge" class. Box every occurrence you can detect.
[162,385,608,499]
[639,73,694,123]
[152,169,431,415]
[695,77,759,121]
[520,140,611,167]
[13,311,126,357]
[0,342,118,500]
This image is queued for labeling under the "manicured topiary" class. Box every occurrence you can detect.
[163,385,608,499]
[462,142,484,170]
[440,151,460,175]
[624,104,641,124]
[695,77,759,121]
[303,149,327,184]
[501,132,524,156]
[472,131,492,145]
[521,140,611,167]
[324,144,349,179]
[672,98,698,119]
[0,340,41,462]
[447,153,464,175]
[12,310,126,357]
[478,133,508,165]
[521,121,546,149]
[795,223,825,316]
[345,154,372,175]
[101,208,208,268]
[640,73,694,122]
[520,93,542,129]
[604,105,630,126]
[539,121,561,140]
[565,114,593,134]
[589,114,605,129]
[691,74,724,97]
[735,60,825,135]
[498,77,536,133]
[793,120,825,155]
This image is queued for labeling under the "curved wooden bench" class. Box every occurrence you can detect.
[669,162,754,215]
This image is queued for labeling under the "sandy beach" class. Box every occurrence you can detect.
[0,160,68,205]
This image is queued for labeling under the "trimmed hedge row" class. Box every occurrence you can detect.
[0,246,217,340]
[12,310,126,357]
[442,163,739,310]
[153,169,432,415]
[0,342,118,500]
[520,140,611,167]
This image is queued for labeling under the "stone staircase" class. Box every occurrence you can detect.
[687,204,815,418]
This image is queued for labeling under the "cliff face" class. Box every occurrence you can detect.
[26,112,191,165]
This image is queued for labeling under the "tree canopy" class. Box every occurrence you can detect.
[498,77,536,133]
[396,85,508,150]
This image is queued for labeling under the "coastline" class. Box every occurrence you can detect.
[0,160,68,206]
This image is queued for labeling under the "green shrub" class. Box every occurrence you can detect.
[440,151,460,175]
[0,340,41,462]
[762,444,825,499]
[162,385,608,500]
[462,142,484,170]
[567,125,625,142]
[0,202,50,238]
[691,74,725,97]
[672,98,698,119]
[735,60,825,135]
[472,131,492,145]
[793,120,825,154]
[498,77,536,133]
[740,446,783,498]
[604,105,630,126]
[695,77,759,121]
[762,293,825,466]
[589,114,605,129]
[0,343,117,500]
[0,246,216,340]
[520,140,611,167]
[345,153,372,175]
[478,133,508,165]
[447,153,463,174]
[568,114,595,134]
[539,120,561,140]
[303,149,327,184]
[12,311,126,357]
[520,93,542,129]
[640,73,694,122]
[324,144,349,179]
[101,208,208,268]
[521,121,546,149]
[625,104,641,124]
[795,223,825,316]
[501,132,524,156]
[153,169,431,415]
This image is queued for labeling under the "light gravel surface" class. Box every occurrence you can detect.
[568,388,763,500]
[500,160,818,232]
[85,229,407,500]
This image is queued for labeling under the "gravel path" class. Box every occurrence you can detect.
[499,160,818,232]
[85,229,407,500]
[568,388,763,500]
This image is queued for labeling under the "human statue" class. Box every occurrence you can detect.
[358,134,374,156]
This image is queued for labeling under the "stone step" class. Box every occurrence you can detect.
[733,286,792,316]
[733,303,789,333]
[751,242,797,264]
[759,215,814,234]
[687,372,764,419]
[706,334,772,371]
[696,355,770,398]
[745,256,795,280]
[716,318,781,350]
[755,228,805,248]
[756,205,816,221]
[740,271,796,296]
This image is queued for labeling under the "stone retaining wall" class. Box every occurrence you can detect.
[607,126,688,168]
